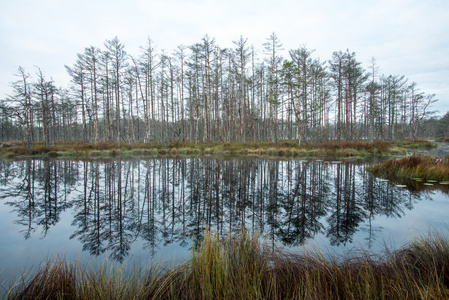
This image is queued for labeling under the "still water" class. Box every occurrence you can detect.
[0,157,448,283]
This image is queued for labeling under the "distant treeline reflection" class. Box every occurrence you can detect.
[0,158,426,262]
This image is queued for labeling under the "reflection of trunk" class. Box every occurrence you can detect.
[365,168,375,248]
[43,161,51,233]
[83,161,88,224]
[2,158,426,263]
[95,162,101,252]
[335,164,341,241]
[117,160,123,256]
[24,160,35,239]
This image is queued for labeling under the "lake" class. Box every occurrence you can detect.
[1,156,448,286]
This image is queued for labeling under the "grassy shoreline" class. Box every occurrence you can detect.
[368,154,449,183]
[0,139,436,160]
[4,229,449,299]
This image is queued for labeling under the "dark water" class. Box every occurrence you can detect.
[0,157,448,285]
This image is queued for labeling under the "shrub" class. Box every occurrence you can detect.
[47,151,59,158]
[158,148,168,155]
[4,151,16,158]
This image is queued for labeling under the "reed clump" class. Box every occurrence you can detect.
[368,154,449,181]
[6,229,449,300]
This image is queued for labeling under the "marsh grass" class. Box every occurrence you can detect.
[396,139,437,149]
[6,229,449,299]
[368,154,449,182]
[0,139,434,159]
[435,137,449,143]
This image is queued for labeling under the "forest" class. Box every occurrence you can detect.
[0,33,444,149]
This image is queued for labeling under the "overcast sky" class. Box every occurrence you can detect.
[1,0,448,115]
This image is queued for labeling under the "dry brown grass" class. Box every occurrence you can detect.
[6,229,449,299]
[369,154,449,181]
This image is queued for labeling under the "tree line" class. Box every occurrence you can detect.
[0,33,440,149]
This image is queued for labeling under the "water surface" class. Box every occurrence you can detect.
[0,157,448,285]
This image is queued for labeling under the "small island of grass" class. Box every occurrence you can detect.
[368,153,449,182]
[0,139,436,159]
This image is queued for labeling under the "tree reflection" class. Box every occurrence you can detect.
[1,159,75,239]
[0,158,429,262]
[276,161,328,245]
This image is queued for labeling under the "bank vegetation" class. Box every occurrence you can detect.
[5,229,449,299]
[0,139,436,159]
[368,153,449,182]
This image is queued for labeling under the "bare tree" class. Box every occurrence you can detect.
[366,58,381,144]
[66,57,89,143]
[8,67,34,148]
[105,37,127,147]
[34,67,55,149]
[329,51,345,141]
[408,84,437,142]
[263,33,283,142]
